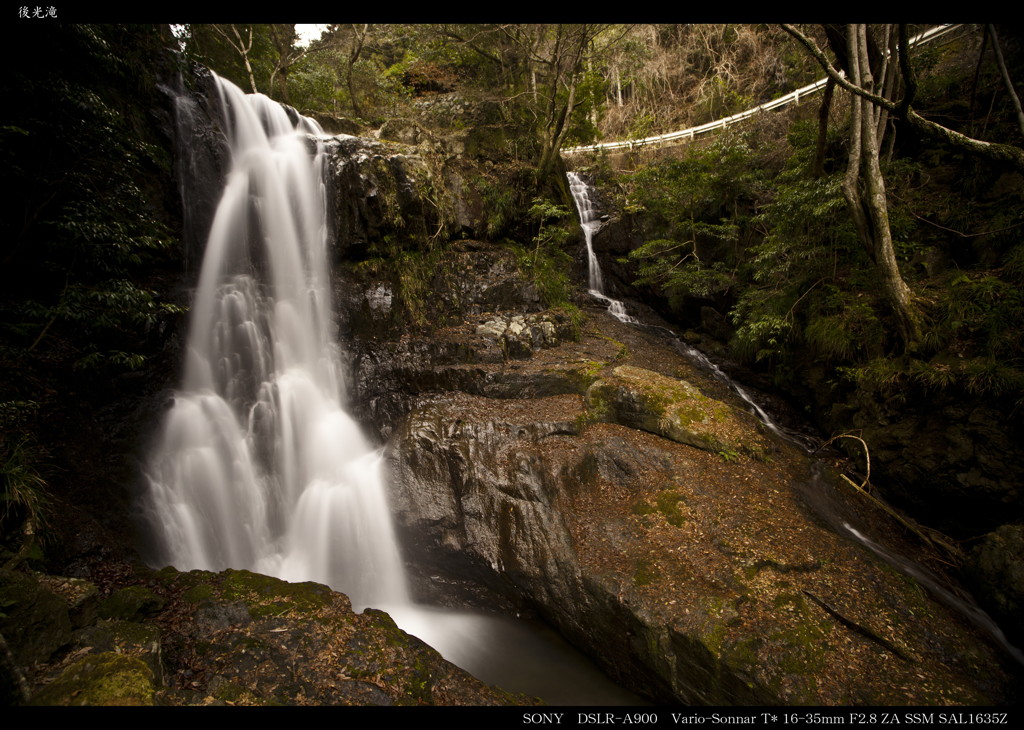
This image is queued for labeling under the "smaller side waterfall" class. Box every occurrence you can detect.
[567,171,638,324]
[568,170,793,439]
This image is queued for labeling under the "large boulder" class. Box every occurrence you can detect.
[586,365,772,459]
[140,567,529,706]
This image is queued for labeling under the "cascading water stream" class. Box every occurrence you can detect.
[568,171,791,440]
[144,76,639,704]
[567,170,1023,665]
[568,171,638,325]
[842,520,1024,666]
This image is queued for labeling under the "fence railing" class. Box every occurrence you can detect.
[562,24,963,155]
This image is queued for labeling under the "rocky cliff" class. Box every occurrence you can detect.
[338,233,1021,704]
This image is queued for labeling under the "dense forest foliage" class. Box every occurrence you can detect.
[175,24,823,170]
[2,25,184,566]
[604,32,1024,417]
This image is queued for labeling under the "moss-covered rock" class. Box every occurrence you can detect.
[4,561,529,706]
[216,568,336,617]
[0,569,72,666]
[586,365,771,459]
[98,584,165,621]
[146,567,530,706]
[75,620,164,684]
[30,652,156,706]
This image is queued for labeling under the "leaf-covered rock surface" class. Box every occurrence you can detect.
[368,281,1022,704]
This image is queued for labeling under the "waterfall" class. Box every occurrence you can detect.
[144,77,639,704]
[567,171,638,324]
[567,170,797,441]
[144,75,407,612]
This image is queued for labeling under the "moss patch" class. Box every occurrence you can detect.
[693,595,740,656]
[182,583,214,603]
[655,489,688,527]
[30,652,155,706]
[633,558,662,587]
[559,359,607,394]
[632,488,688,527]
[218,569,335,618]
[585,365,772,458]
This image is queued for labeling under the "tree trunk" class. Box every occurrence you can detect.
[813,77,835,177]
[226,25,258,94]
[346,24,368,118]
[988,25,1024,137]
[537,80,576,181]
[843,24,922,349]
[277,71,290,105]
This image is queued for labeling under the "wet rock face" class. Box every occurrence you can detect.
[165,67,230,269]
[969,524,1024,645]
[336,242,580,439]
[387,393,585,610]
[365,291,1020,704]
[325,136,517,262]
[327,136,437,260]
[337,243,544,344]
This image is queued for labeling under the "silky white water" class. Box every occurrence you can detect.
[145,77,638,704]
[567,171,639,324]
[145,75,407,612]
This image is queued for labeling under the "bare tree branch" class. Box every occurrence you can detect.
[782,23,1024,172]
[781,24,897,111]
[987,24,1024,137]
[212,24,258,93]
